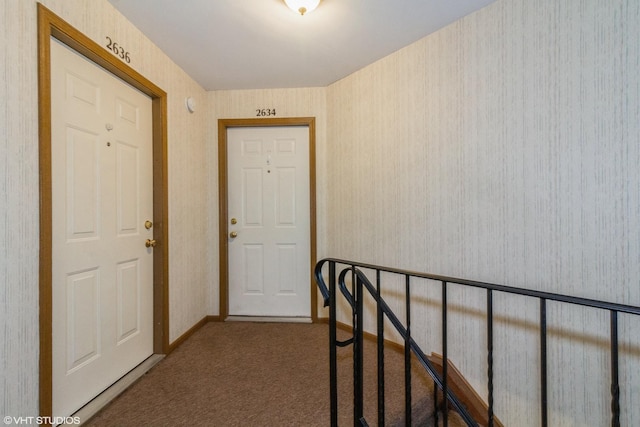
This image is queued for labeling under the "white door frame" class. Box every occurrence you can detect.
[218,118,317,321]
[38,4,170,419]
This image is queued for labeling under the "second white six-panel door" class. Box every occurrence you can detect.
[227,126,311,319]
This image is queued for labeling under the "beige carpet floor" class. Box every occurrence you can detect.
[85,321,454,426]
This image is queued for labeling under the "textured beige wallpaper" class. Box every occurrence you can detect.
[1,0,211,416]
[1,0,40,416]
[325,0,639,424]
[3,0,639,423]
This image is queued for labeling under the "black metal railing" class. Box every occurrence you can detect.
[315,258,640,427]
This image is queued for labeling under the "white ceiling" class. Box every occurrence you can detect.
[108,0,497,91]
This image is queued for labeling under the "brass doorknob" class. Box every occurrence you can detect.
[229,231,238,238]
[145,239,157,248]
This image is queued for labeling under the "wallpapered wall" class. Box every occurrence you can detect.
[2,0,639,423]
[1,0,211,416]
[325,0,639,424]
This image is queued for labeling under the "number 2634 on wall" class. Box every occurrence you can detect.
[256,108,276,117]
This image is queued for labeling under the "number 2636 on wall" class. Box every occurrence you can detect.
[105,36,131,64]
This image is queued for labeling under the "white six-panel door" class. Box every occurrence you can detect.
[50,39,154,417]
[227,126,311,318]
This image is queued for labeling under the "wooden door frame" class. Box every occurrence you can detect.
[37,4,169,418]
[218,118,317,321]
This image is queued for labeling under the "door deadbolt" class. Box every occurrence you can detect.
[145,220,153,229]
[230,218,237,225]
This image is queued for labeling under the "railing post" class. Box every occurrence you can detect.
[329,261,338,427]
[404,275,412,427]
[487,289,494,427]
[442,281,448,427]
[610,310,620,427]
[540,298,548,427]
[376,270,386,426]
[354,269,364,425]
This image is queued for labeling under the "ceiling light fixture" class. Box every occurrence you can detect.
[284,0,321,16]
